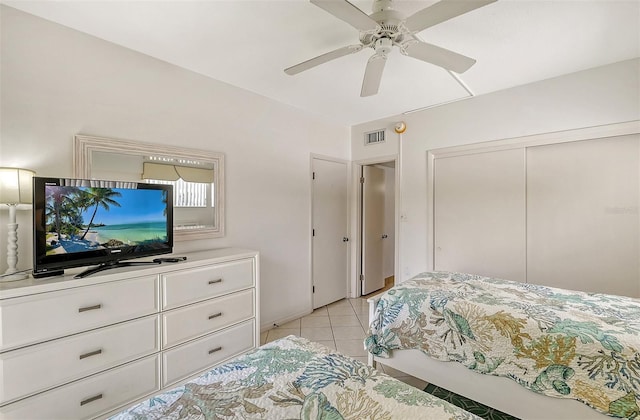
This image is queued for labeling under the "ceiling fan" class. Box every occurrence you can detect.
[285,0,496,97]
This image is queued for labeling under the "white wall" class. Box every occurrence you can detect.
[0,6,350,329]
[352,58,640,282]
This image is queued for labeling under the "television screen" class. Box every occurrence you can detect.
[33,177,173,278]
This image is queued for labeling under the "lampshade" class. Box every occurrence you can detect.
[0,167,35,205]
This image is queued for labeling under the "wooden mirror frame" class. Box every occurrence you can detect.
[73,134,225,241]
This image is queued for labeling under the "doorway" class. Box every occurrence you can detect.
[311,156,349,309]
[359,160,396,296]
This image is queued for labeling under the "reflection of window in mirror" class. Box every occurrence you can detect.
[74,135,225,240]
[141,157,215,230]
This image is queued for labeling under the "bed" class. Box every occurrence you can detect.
[110,335,480,419]
[365,271,640,420]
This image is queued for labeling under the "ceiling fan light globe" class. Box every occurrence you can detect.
[375,38,393,55]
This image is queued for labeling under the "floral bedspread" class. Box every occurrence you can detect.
[111,335,479,420]
[365,272,640,419]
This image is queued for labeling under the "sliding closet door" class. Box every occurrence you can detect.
[434,149,526,282]
[527,135,640,297]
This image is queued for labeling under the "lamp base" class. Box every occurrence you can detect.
[3,203,27,283]
[0,271,29,282]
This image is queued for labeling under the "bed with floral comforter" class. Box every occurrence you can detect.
[365,271,640,419]
[111,335,479,419]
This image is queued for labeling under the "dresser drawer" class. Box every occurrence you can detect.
[163,289,254,348]
[162,319,255,386]
[0,355,160,420]
[162,258,254,309]
[0,276,159,352]
[0,315,159,405]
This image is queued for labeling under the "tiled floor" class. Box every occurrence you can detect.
[260,293,428,390]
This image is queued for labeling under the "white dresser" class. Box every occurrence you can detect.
[0,248,259,419]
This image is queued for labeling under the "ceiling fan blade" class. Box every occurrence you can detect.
[403,41,476,73]
[405,0,497,33]
[361,54,387,97]
[285,44,363,75]
[311,0,379,32]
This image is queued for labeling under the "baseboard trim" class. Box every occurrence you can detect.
[260,308,311,333]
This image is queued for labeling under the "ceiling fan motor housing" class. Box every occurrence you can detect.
[372,0,395,13]
[370,0,404,28]
[364,0,405,48]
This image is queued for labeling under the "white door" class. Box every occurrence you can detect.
[362,165,385,295]
[312,158,348,308]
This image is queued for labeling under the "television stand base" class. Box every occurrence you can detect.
[33,269,65,279]
[74,260,161,279]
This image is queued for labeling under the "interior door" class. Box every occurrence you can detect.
[362,165,385,295]
[312,158,348,308]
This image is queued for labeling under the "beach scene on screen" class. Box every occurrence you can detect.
[44,186,168,255]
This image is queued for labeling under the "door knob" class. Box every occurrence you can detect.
[343,237,349,242]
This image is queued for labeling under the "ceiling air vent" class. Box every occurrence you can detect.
[364,129,386,146]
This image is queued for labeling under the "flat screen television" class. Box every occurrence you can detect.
[33,177,173,278]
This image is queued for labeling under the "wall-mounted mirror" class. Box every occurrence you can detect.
[74,135,224,241]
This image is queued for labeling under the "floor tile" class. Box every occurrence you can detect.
[356,308,370,317]
[300,327,334,341]
[335,339,367,357]
[348,298,368,310]
[278,319,301,329]
[307,307,328,317]
[327,306,357,316]
[301,316,331,328]
[328,299,352,308]
[332,325,365,340]
[266,328,299,343]
[328,315,361,327]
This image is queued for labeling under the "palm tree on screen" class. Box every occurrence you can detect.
[162,190,168,216]
[80,188,122,240]
[46,186,78,239]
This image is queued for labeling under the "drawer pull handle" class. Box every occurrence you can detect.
[208,312,223,320]
[79,349,103,360]
[208,346,223,355]
[78,304,102,313]
[208,278,223,285]
[80,393,103,406]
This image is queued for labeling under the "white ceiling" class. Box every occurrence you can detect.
[3,0,639,126]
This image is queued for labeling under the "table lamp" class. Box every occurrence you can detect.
[0,167,35,282]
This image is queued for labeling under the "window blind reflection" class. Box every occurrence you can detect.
[145,178,209,208]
